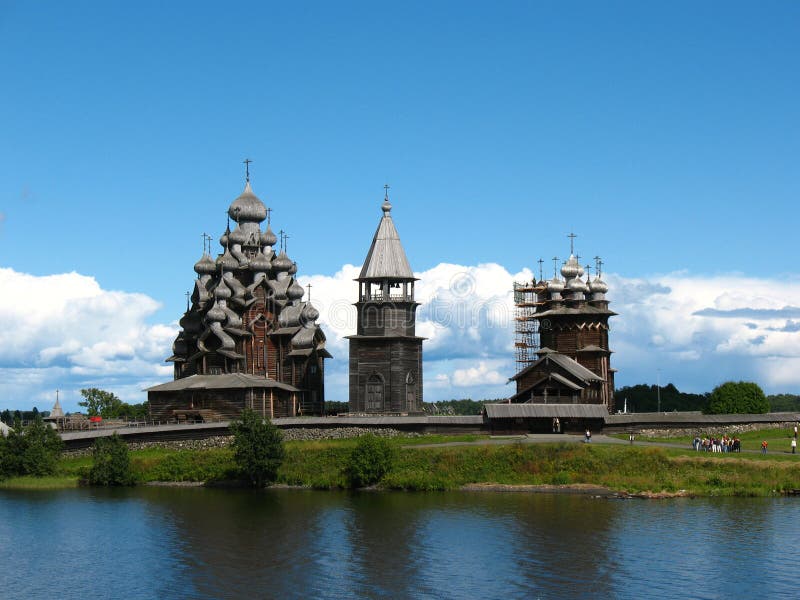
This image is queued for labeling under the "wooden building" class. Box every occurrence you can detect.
[508,240,616,413]
[347,191,424,414]
[147,175,331,421]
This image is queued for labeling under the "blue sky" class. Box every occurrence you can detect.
[1,2,798,412]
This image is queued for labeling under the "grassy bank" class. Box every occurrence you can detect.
[3,435,800,497]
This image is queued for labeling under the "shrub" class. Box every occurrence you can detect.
[88,433,136,486]
[346,434,394,488]
[705,381,769,414]
[0,417,63,478]
[230,409,285,487]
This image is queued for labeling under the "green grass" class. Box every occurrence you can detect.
[3,433,800,496]
[0,475,80,489]
[376,443,800,495]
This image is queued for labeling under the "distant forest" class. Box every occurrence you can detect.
[614,384,708,413]
[1,408,50,425]
[614,384,800,414]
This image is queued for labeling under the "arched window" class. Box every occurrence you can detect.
[366,373,384,412]
[405,371,416,412]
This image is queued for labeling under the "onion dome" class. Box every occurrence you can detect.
[288,261,298,276]
[567,275,589,293]
[287,279,305,301]
[216,249,238,270]
[180,311,202,334]
[205,303,226,323]
[214,279,232,300]
[547,277,565,293]
[260,226,277,247]
[301,302,320,324]
[272,250,293,272]
[249,251,271,272]
[194,254,217,276]
[561,255,581,279]
[172,334,187,355]
[589,276,609,295]
[228,182,267,222]
[229,226,247,245]
[219,227,230,248]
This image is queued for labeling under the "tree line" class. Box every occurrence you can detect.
[614,381,791,415]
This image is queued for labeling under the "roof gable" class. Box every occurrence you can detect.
[510,351,604,383]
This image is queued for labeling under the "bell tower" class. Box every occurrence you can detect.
[347,188,424,413]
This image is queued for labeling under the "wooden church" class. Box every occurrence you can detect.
[147,169,331,421]
[509,235,616,414]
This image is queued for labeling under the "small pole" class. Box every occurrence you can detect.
[657,369,661,413]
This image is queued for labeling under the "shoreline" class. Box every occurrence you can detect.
[0,479,705,499]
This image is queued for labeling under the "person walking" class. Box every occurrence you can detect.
[585,429,592,443]
[761,440,768,454]
[792,438,797,455]
[629,432,635,445]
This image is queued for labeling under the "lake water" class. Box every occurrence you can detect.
[1,487,798,599]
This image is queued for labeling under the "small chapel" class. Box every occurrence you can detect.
[147,167,330,421]
[347,188,424,414]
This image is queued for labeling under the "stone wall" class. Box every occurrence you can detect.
[65,427,418,456]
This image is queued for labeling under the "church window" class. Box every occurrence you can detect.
[366,374,384,411]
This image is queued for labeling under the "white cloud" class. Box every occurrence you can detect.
[3,263,800,412]
[0,268,175,411]
[451,361,508,386]
[607,272,800,392]
[304,266,800,399]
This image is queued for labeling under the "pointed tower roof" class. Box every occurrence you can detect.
[50,394,64,418]
[358,195,415,280]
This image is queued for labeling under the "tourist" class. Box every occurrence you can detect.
[585,429,592,443]
[792,438,797,455]
[761,440,768,454]
[629,432,635,445]
[794,424,798,439]
[733,437,741,453]
[692,436,701,451]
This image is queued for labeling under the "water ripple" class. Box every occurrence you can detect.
[2,490,799,599]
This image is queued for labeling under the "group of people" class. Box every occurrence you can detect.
[691,425,800,455]
[692,435,741,453]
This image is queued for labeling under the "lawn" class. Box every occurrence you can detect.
[4,433,800,496]
[613,425,798,450]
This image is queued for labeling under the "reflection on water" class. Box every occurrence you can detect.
[2,487,799,599]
